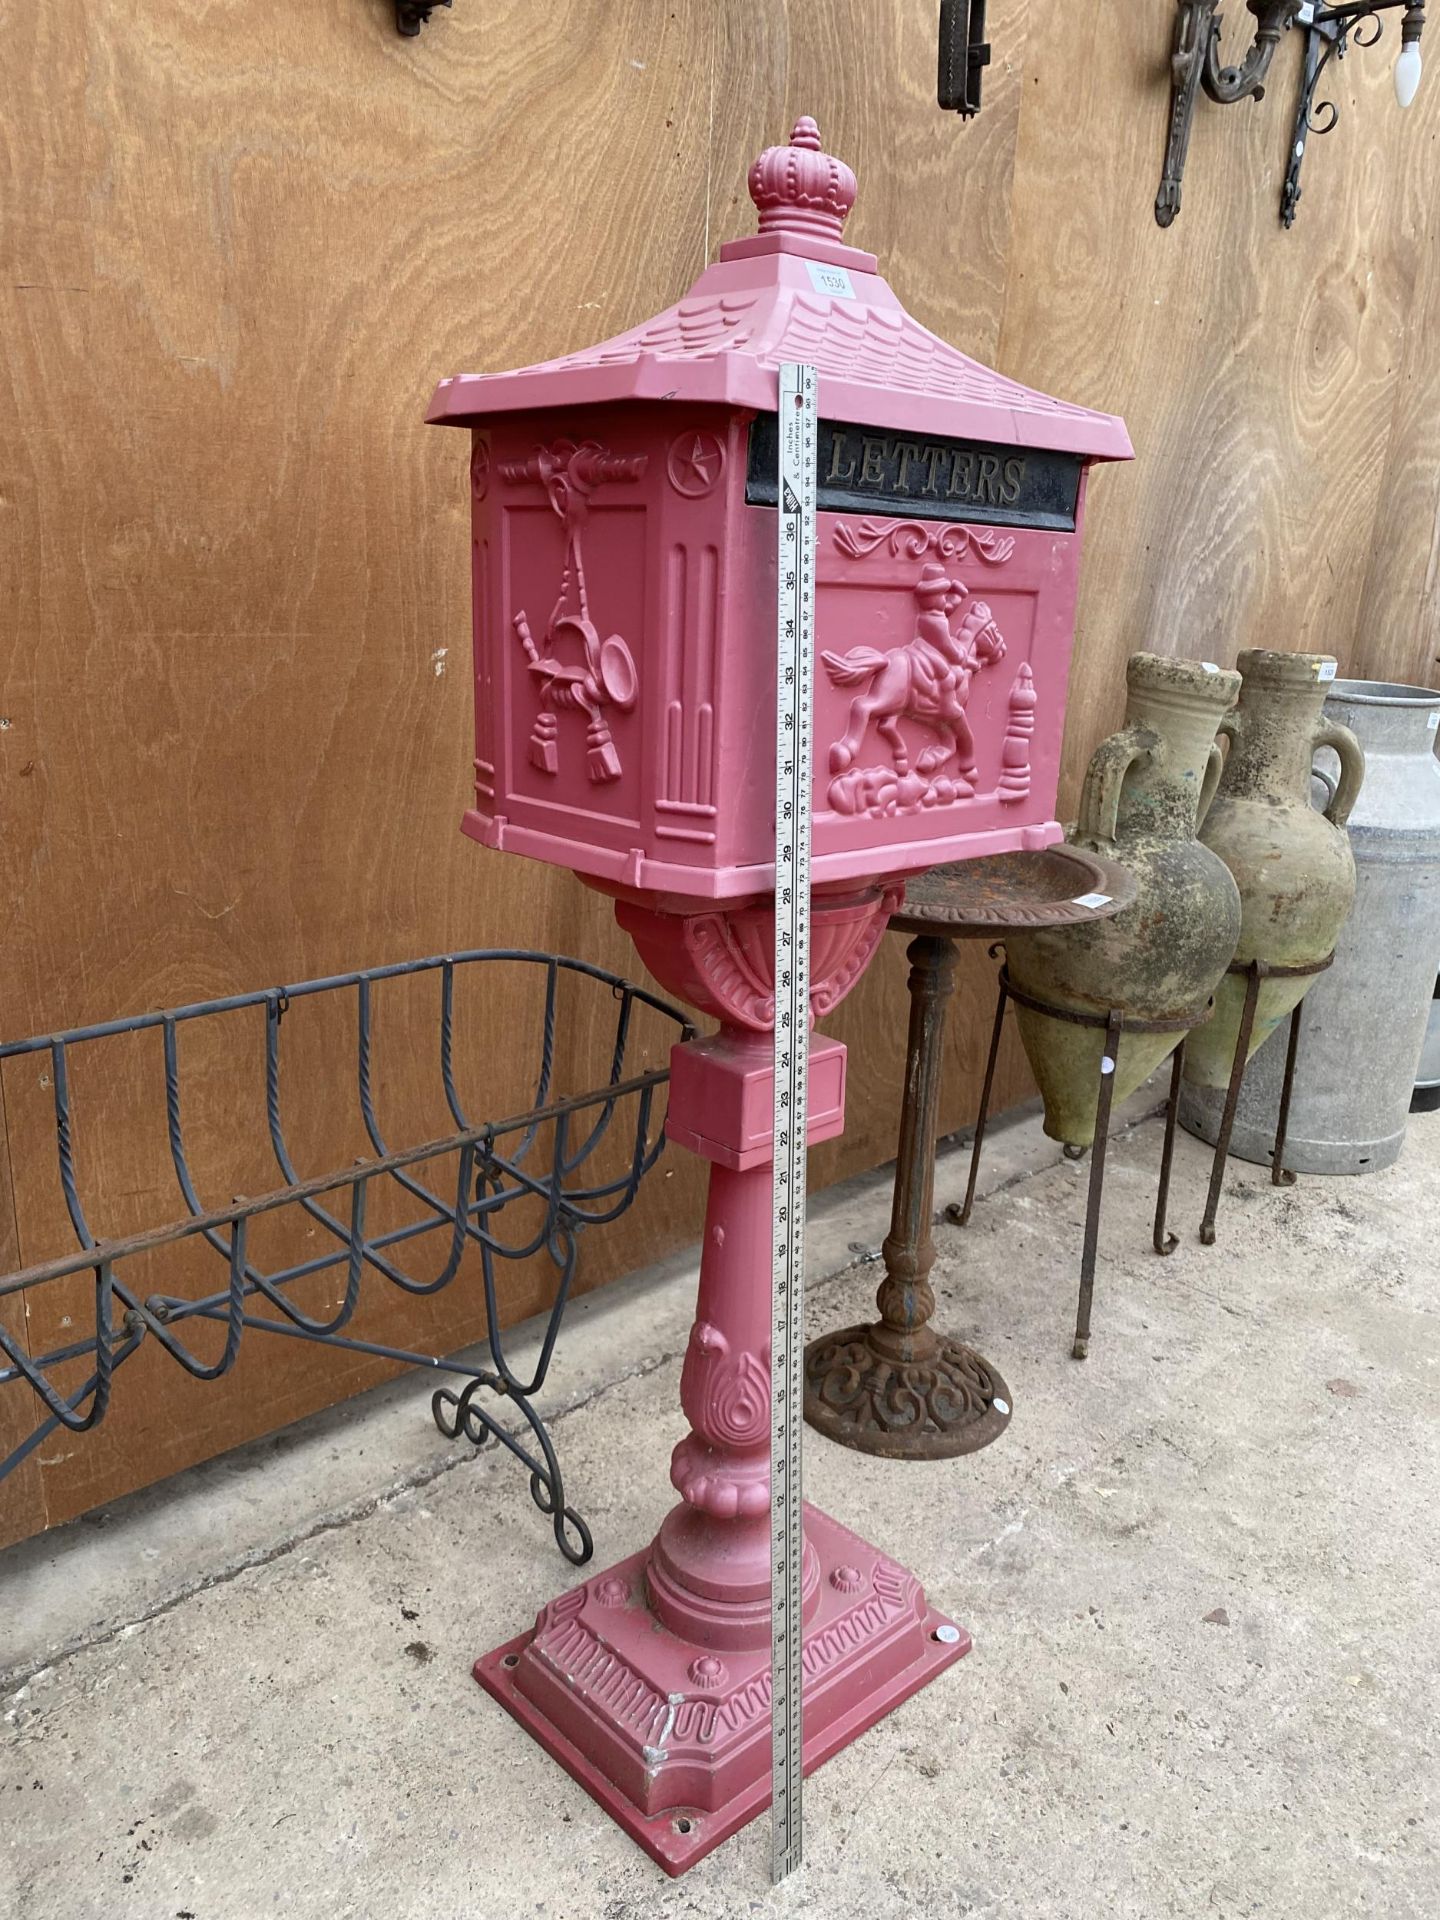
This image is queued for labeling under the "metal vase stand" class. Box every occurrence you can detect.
[950,947,1336,1358]
[0,950,691,1562]
[1196,951,1334,1243]
[951,960,1210,1360]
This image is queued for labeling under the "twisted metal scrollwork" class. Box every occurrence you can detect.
[1283,7,1389,225]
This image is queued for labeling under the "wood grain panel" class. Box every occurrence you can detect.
[1,0,1436,1542]
[1354,128,1440,689]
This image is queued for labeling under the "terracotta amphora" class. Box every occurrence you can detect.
[1182,648,1364,1090]
[1005,654,1242,1147]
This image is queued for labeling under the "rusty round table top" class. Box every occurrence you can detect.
[890,845,1137,938]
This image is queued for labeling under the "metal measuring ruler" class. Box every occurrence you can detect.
[770,361,817,1884]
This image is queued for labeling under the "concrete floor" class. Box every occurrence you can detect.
[3,1102,1437,1920]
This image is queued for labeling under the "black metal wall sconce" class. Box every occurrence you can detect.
[1156,1,1426,228]
[938,0,991,116]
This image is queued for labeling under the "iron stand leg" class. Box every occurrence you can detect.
[1271,996,1305,1188]
[1199,962,1262,1247]
[1073,1010,1122,1361]
[1152,1041,1186,1257]
[947,960,1007,1229]
[875,935,958,1348]
[804,935,1011,1458]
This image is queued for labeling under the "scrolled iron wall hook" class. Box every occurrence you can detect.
[1206,0,1300,100]
[1155,0,1426,227]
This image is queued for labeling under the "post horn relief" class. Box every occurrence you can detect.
[502,440,646,784]
[824,521,1037,819]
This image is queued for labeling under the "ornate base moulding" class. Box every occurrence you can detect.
[804,1325,1011,1460]
[476,1503,969,1876]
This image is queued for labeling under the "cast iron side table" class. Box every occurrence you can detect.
[803,846,1135,1459]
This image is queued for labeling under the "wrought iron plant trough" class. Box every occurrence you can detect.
[0,950,692,1563]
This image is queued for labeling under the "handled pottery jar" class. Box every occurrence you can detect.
[1182,649,1364,1091]
[1005,653,1242,1148]
[1182,679,1440,1170]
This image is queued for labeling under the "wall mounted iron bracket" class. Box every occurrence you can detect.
[1283,3,1425,223]
[1157,1,1302,227]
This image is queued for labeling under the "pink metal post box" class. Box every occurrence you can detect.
[430,117,1130,1875]
[431,118,1130,899]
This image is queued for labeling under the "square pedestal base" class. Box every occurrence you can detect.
[475,1503,969,1875]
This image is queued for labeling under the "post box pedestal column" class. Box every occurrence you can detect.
[476,901,968,1876]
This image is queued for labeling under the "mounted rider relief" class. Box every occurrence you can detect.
[821,553,1031,820]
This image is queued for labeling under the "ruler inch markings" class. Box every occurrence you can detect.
[770,362,817,1887]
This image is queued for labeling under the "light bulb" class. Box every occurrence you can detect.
[1395,40,1423,109]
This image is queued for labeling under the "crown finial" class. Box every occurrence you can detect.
[747,116,857,245]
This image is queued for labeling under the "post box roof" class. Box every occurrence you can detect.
[429,118,1132,464]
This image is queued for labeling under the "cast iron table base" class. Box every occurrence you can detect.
[804,849,1132,1452]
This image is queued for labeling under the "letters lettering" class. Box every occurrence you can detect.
[825,430,857,485]
[893,440,925,492]
[859,437,889,486]
[745,415,1079,530]
[948,450,978,499]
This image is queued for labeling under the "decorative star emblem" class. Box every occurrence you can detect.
[677,436,717,486]
[666,430,725,498]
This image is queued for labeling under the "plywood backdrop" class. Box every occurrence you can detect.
[2,1,1436,1544]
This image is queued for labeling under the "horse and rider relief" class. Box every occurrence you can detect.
[821,561,1017,819]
